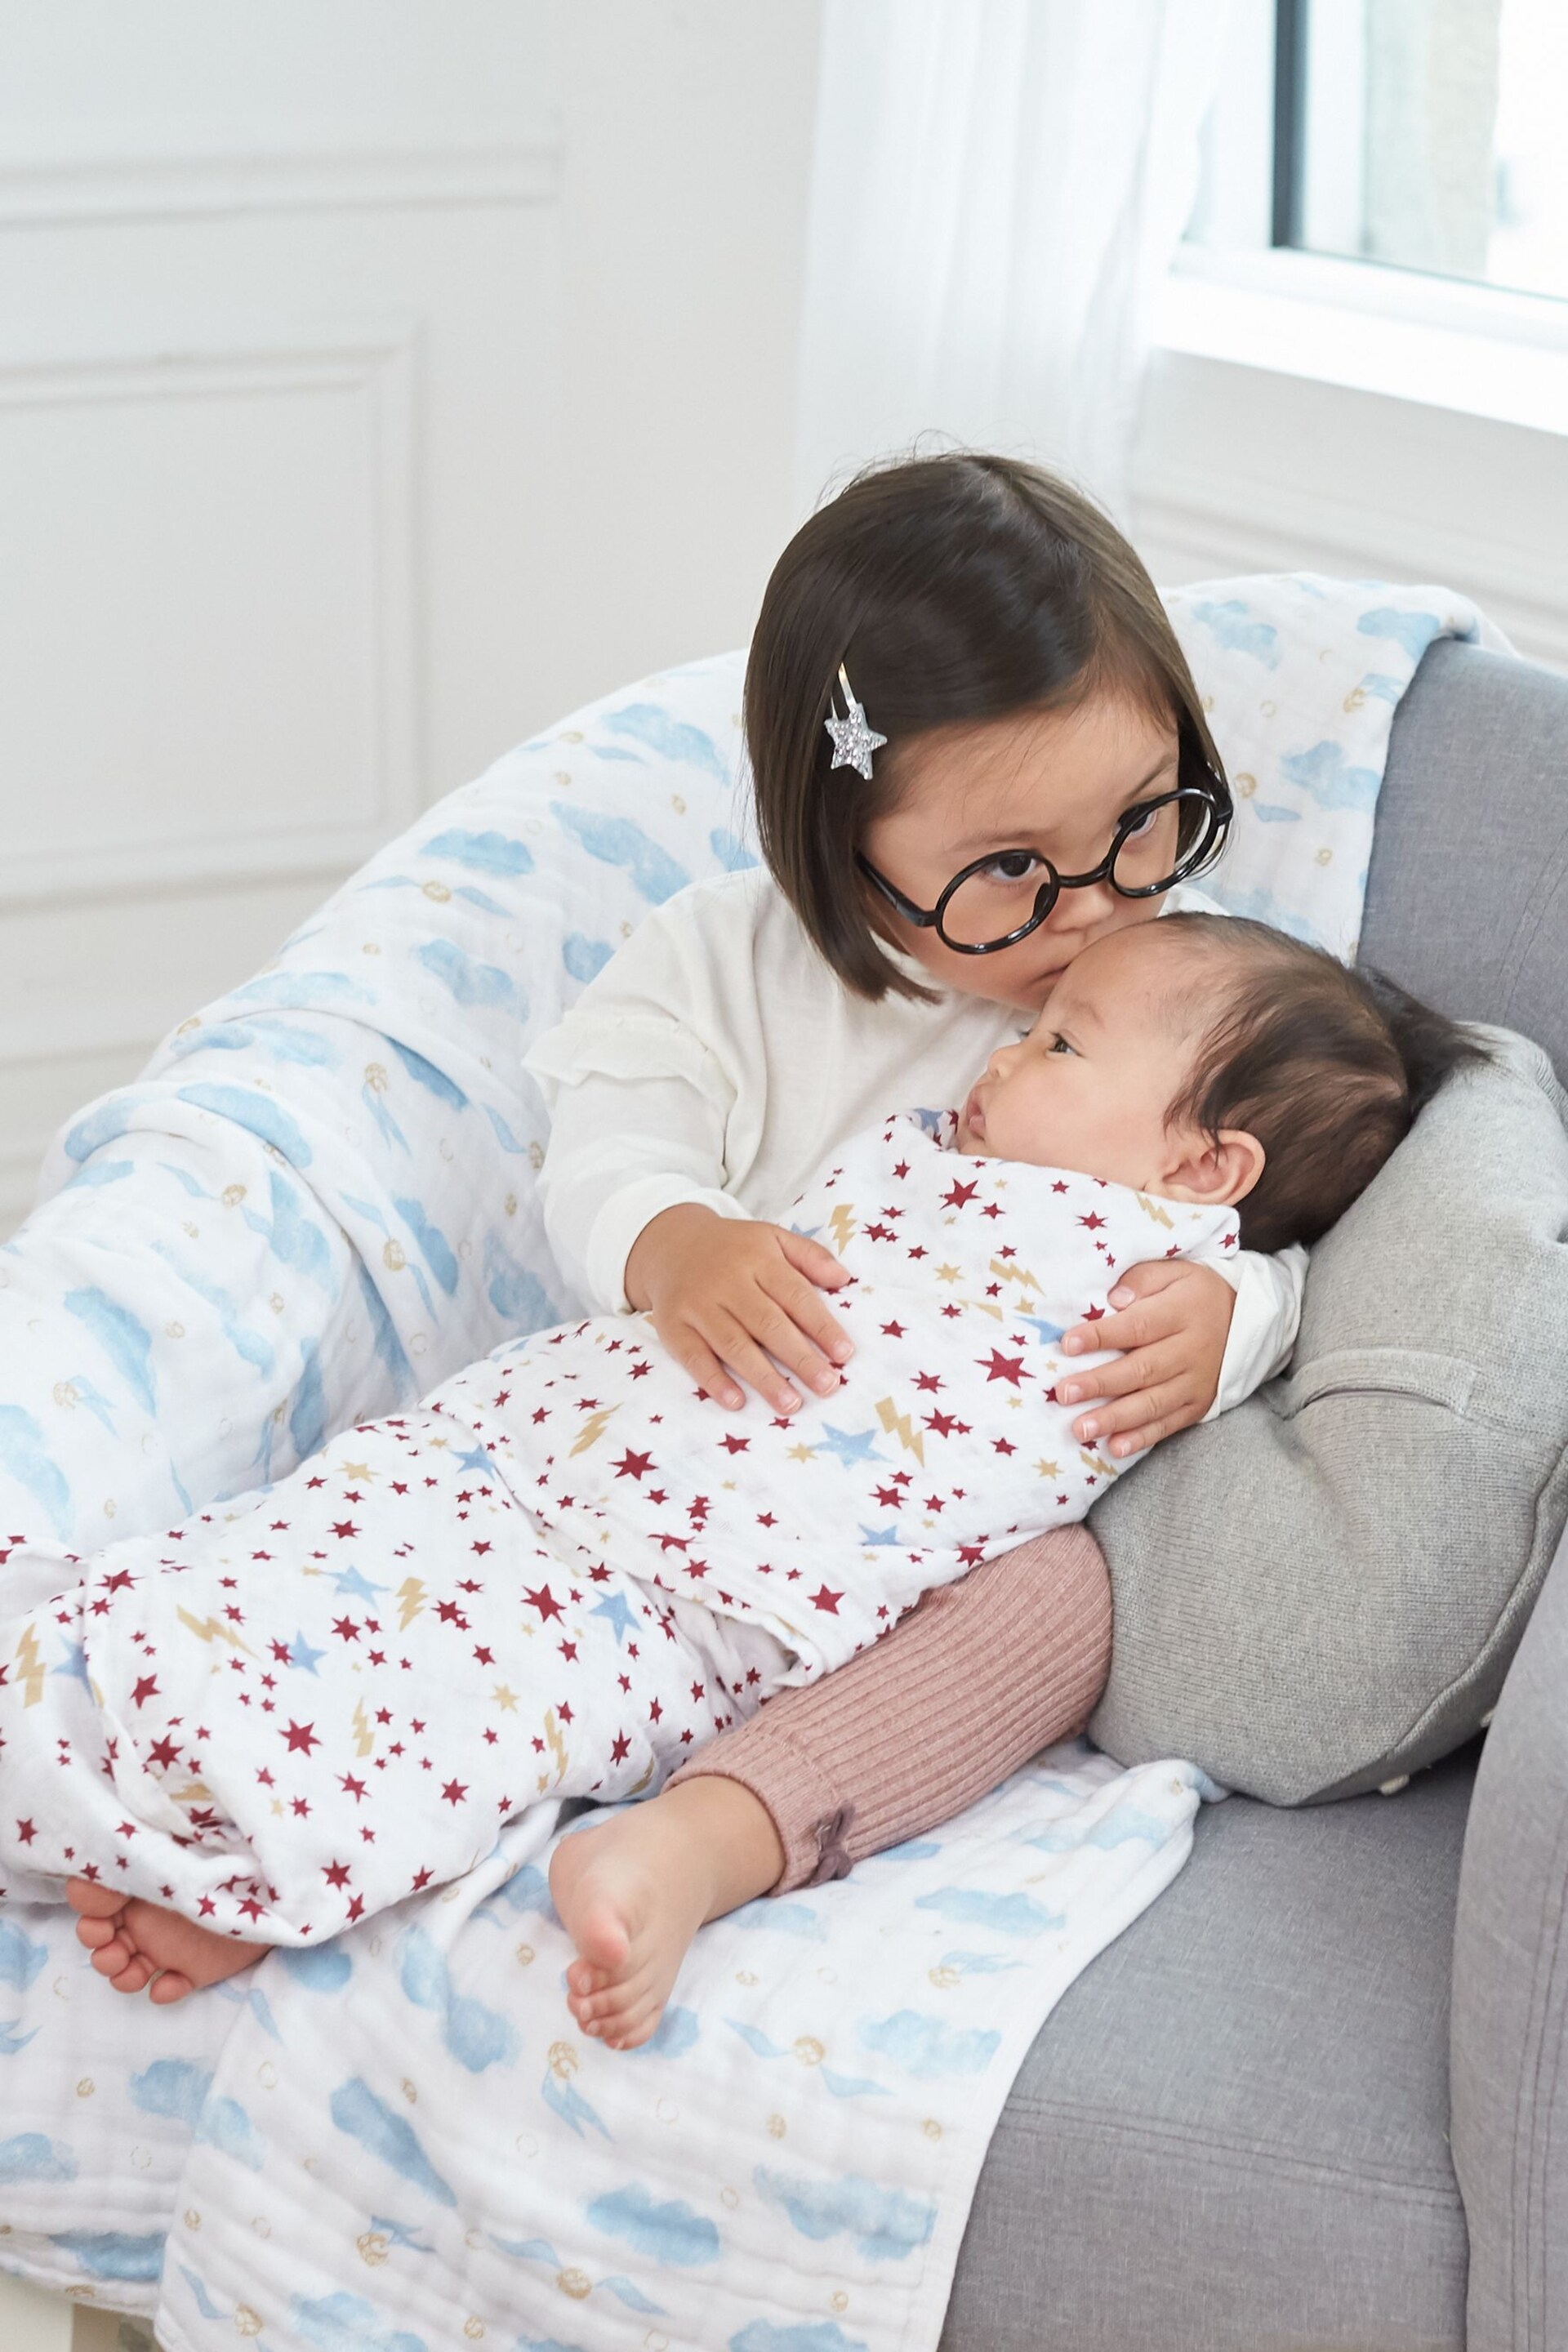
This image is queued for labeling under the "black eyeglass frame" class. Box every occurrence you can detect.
[855,771,1234,957]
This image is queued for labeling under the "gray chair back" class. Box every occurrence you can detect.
[1362,639,1568,1076]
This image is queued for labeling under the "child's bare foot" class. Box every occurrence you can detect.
[550,1775,784,2051]
[67,1878,265,2004]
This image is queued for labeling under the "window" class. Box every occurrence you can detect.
[1170,0,1568,434]
[1272,0,1568,302]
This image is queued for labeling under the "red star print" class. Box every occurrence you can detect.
[523,1584,564,1623]
[323,1860,351,1887]
[131,1675,159,1708]
[440,1780,468,1806]
[613,1450,653,1481]
[283,1720,320,1755]
[808,1585,843,1614]
[942,1178,978,1209]
[329,1520,359,1540]
[978,1349,1031,1386]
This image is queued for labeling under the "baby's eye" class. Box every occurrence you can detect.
[1046,1033,1076,1056]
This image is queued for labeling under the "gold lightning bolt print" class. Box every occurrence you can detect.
[569,1406,620,1456]
[1134,1194,1175,1227]
[15,1626,44,1708]
[397,1578,426,1631]
[543,1708,568,1785]
[1079,1446,1118,1480]
[989,1257,1043,1294]
[875,1397,926,1465]
[827,1202,858,1256]
[176,1607,256,1658]
[351,1700,374,1758]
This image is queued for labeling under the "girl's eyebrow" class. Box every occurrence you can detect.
[946,749,1180,857]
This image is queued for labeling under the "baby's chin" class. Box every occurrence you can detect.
[954,1122,991,1159]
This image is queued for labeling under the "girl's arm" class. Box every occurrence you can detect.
[665,1524,1111,1891]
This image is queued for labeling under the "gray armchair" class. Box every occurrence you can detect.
[944,639,1568,2352]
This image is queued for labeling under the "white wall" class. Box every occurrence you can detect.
[0,0,822,1235]
[1130,345,1568,666]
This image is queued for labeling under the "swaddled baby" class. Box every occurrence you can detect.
[7,912,1477,2020]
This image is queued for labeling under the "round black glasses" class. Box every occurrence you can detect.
[856,775,1233,957]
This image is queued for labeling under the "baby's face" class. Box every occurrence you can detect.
[955,924,1205,1192]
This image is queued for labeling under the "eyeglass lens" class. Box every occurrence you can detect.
[935,792,1220,951]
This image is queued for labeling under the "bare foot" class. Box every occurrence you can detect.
[67,1878,266,2004]
[549,1776,784,2051]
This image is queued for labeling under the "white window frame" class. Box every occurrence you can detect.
[1161,0,1568,439]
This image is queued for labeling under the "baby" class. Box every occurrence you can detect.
[25,914,1477,2020]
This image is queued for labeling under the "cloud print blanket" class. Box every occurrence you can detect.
[0,575,1499,2345]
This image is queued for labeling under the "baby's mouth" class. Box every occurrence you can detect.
[962,1086,987,1141]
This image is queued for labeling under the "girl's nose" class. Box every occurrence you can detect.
[1045,880,1121,939]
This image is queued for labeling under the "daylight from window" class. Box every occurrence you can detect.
[1291,0,1568,300]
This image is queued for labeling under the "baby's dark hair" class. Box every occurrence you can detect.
[745,451,1225,1004]
[1159,914,1488,1251]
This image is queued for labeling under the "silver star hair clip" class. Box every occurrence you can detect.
[824,662,887,781]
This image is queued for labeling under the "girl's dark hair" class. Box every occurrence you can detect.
[1160,915,1489,1252]
[744,452,1223,1002]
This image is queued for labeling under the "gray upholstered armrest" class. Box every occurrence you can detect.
[1450,1521,1568,2351]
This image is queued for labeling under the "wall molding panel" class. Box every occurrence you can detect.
[0,322,422,911]
[0,139,561,229]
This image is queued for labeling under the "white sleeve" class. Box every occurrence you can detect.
[523,909,753,1315]
[1200,1241,1307,1419]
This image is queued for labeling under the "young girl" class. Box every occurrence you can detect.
[70,454,1303,2011]
[519,453,1304,2042]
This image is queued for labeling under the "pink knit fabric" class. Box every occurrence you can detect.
[667,1524,1112,1894]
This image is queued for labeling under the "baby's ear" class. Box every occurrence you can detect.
[1160,1125,1264,1209]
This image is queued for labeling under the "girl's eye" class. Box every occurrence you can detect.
[1120,804,1160,841]
[982,850,1046,885]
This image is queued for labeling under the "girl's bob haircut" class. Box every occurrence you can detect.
[744,451,1226,1002]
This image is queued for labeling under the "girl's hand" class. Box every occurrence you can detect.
[1056,1259,1234,1459]
[625,1204,854,1414]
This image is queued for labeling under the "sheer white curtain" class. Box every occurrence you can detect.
[795,0,1232,521]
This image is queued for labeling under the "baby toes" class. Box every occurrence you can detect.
[106,1949,161,1996]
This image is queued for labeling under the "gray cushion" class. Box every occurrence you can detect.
[944,1753,1472,2352]
[1361,638,1568,1087]
[1087,1031,1568,1803]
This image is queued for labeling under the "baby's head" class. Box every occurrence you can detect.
[956,914,1486,1250]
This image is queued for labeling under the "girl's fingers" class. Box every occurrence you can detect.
[1058,1343,1178,1408]
[777,1228,853,1290]
[1073,1383,1192,1451]
[1107,1257,1192,1301]
[1062,1294,1183,1358]
[702,1312,804,1417]
[670,1327,746,1411]
[767,1271,854,1370]
[746,1300,841,1402]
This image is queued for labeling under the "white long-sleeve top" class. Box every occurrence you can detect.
[524,867,1307,1417]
